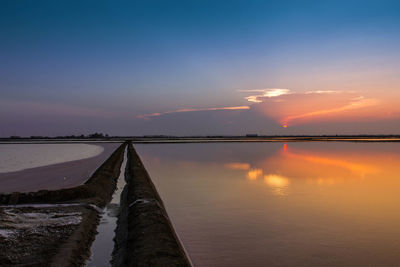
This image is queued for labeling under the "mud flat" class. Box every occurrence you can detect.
[0,143,126,267]
[0,204,98,266]
[113,143,191,267]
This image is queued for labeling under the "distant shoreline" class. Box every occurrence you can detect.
[1,135,400,144]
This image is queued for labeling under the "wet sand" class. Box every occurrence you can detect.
[0,143,120,194]
[0,204,96,267]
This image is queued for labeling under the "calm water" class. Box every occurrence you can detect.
[0,144,104,173]
[0,143,119,193]
[136,142,400,266]
[86,148,127,267]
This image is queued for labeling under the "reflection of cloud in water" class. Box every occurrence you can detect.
[246,169,263,180]
[223,142,398,195]
[225,162,291,196]
[284,149,379,178]
[264,174,290,196]
[245,169,290,196]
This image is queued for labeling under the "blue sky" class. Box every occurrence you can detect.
[1,0,400,136]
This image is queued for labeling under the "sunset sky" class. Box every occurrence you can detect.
[1,0,400,136]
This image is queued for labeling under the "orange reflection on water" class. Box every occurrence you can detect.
[246,169,263,180]
[283,148,379,178]
[224,162,250,170]
[225,143,400,193]
[264,174,290,196]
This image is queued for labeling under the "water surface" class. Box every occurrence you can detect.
[0,144,104,173]
[136,142,400,266]
[86,148,127,267]
[0,143,120,193]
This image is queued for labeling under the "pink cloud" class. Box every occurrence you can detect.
[137,106,250,119]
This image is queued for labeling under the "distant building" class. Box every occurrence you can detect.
[246,134,258,137]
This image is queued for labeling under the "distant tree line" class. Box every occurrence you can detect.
[7,133,110,139]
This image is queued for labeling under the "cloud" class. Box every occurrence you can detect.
[135,88,382,131]
[245,90,379,126]
[133,106,282,136]
[137,105,250,119]
[238,88,290,103]
[305,90,338,94]
[281,96,377,125]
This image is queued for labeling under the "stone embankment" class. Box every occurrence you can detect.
[113,143,191,267]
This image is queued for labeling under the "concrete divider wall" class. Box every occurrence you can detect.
[114,143,191,267]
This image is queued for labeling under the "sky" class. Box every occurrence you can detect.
[1,0,400,136]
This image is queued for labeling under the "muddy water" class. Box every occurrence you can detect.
[136,142,400,267]
[86,148,127,267]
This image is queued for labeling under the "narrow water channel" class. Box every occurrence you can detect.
[86,148,127,267]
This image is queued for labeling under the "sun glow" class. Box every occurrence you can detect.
[281,97,378,126]
[247,89,385,127]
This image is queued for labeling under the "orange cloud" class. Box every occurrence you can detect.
[281,96,378,125]
[244,90,379,126]
[136,88,395,129]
